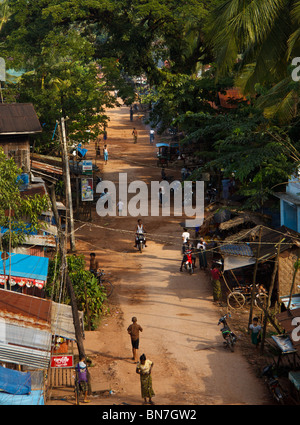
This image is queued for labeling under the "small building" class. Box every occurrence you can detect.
[276,174,300,233]
[0,103,42,173]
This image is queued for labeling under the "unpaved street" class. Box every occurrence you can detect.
[52,103,271,405]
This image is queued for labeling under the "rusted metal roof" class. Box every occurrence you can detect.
[0,289,51,330]
[31,160,63,175]
[0,103,42,135]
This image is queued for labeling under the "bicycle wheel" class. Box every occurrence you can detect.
[100,280,113,298]
[227,291,245,309]
[255,293,268,310]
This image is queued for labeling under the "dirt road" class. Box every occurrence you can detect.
[52,103,271,405]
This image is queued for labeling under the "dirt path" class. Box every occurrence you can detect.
[49,102,271,406]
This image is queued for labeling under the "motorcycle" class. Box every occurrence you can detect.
[261,365,286,405]
[218,314,237,352]
[136,233,146,253]
[184,250,194,274]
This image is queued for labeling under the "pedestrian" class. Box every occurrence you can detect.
[197,237,207,270]
[181,227,190,254]
[95,139,101,158]
[150,129,155,144]
[127,316,143,362]
[136,354,155,405]
[130,106,133,122]
[117,199,124,215]
[210,265,222,301]
[103,144,108,164]
[249,317,262,349]
[75,356,90,404]
[181,166,187,181]
[132,128,138,143]
[89,253,99,276]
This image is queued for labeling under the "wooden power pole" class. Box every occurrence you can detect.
[60,117,76,252]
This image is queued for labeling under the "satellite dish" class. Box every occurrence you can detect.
[0,58,5,82]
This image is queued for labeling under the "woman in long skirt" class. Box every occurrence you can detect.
[197,238,207,269]
[136,354,155,404]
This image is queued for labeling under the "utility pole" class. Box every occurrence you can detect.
[248,225,263,329]
[60,117,76,252]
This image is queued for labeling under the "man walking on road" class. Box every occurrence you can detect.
[127,316,143,363]
[132,128,138,143]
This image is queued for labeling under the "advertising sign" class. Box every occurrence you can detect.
[82,160,93,175]
[81,177,93,201]
[51,355,74,368]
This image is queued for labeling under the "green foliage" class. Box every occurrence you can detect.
[47,253,108,330]
[0,148,49,249]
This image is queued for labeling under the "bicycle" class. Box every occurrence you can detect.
[227,284,268,310]
[96,270,113,298]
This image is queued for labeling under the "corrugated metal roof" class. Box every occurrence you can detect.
[0,290,52,368]
[219,243,254,257]
[51,302,84,340]
[0,103,42,135]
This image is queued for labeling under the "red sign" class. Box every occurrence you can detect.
[51,355,74,368]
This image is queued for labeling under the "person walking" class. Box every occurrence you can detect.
[132,128,138,143]
[136,354,155,404]
[75,356,90,404]
[130,106,133,122]
[127,316,143,362]
[103,144,108,164]
[150,129,154,144]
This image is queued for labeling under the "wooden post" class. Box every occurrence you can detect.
[287,252,300,310]
[260,238,282,353]
[248,225,263,330]
[60,117,76,252]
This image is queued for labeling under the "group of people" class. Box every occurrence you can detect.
[127,317,155,404]
[180,228,208,272]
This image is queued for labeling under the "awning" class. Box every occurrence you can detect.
[51,301,84,340]
[156,143,169,148]
[223,255,256,271]
[0,252,49,288]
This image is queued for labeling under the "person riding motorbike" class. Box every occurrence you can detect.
[180,239,195,271]
[134,219,147,248]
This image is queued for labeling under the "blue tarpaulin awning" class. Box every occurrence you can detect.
[0,365,31,395]
[0,252,49,281]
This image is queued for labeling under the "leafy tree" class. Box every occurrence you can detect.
[47,253,108,330]
[0,148,49,250]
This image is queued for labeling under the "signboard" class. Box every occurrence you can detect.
[81,177,93,202]
[82,160,93,175]
[51,355,74,369]
[0,275,45,289]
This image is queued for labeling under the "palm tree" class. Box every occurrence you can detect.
[206,0,300,122]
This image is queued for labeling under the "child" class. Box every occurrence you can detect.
[249,317,262,349]
[75,356,90,403]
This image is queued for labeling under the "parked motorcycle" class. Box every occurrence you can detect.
[184,250,194,274]
[261,365,286,405]
[136,233,146,253]
[218,314,237,352]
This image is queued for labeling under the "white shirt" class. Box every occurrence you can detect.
[137,224,144,234]
[182,231,190,243]
[197,241,206,250]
